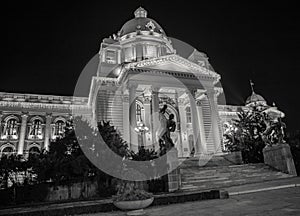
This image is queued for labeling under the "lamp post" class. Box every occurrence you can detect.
[134,122,149,149]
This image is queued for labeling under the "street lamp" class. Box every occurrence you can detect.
[134,122,149,149]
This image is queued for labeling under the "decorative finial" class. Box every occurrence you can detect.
[134,7,147,18]
[250,80,255,93]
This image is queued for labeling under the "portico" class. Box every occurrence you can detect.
[89,54,223,157]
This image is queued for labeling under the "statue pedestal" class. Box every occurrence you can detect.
[166,148,180,192]
[263,143,297,176]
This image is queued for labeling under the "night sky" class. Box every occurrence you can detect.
[2,1,299,132]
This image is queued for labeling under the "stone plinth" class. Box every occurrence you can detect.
[167,148,180,192]
[263,143,297,176]
[223,151,243,165]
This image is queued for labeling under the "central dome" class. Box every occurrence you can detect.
[119,7,166,37]
[246,92,266,105]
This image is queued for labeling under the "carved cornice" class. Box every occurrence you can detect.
[0,101,89,111]
[0,92,87,105]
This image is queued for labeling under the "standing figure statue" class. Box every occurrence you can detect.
[157,105,176,153]
[165,114,176,149]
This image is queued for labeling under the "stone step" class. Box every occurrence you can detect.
[181,170,290,180]
[181,173,291,185]
[179,159,294,191]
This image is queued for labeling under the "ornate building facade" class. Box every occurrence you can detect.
[0,7,284,158]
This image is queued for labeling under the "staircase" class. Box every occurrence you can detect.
[179,155,294,191]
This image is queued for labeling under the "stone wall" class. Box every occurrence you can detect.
[46,181,98,201]
[263,143,297,176]
[167,148,180,192]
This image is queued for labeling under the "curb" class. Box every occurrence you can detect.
[229,183,300,196]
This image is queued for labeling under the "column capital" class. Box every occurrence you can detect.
[128,82,138,89]
[21,112,29,119]
[151,86,160,92]
[123,95,129,103]
[196,99,202,106]
[205,88,215,96]
[143,96,151,104]
[46,113,52,118]
[186,89,199,101]
[178,98,185,106]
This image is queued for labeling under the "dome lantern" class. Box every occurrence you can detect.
[134,7,147,18]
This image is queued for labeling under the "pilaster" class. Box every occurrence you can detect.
[43,113,52,151]
[129,83,138,152]
[17,112,28,155]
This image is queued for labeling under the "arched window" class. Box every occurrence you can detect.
[54,120,65,137]
[29,119,43,139]
[186,107,192,123]
[1,146,14,157]
[28,146,40,156]
[136,104,143,122]
[3,118,18,139]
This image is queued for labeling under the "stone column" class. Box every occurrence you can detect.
[43,113,52,151]
[0,112,3,138]
[196,100,207,154]
[129,83,138,152]
[17,113,28,155]
[178,98,189,157]
[206,89,222,153]
[187,89,201,155]
[143,91,152,148]
[122,93,130,144]
[174,92,184,157]
[151,87,160,150]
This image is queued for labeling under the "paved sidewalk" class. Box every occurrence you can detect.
[226,176,300,195]
[78,187,300,216]
[0,177,299,216]
[77,177,300,216]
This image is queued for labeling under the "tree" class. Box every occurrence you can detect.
[224,107,267,163]
[31,117,130,186]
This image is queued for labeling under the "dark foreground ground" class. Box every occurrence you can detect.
[78,187,300,216]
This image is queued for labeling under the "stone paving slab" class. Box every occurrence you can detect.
[0,190,223,216]
[77,186,300,216]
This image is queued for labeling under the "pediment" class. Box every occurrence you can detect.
[127,54,220,81]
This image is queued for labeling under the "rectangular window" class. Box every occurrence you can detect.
[186,107,192,123]
[105,50,116,64]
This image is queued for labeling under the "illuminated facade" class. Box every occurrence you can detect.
[0,7,284,158]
